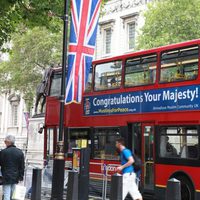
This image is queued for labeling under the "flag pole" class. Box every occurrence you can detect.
[51,0,69,199]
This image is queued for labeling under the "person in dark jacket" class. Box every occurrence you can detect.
[0,135,25,200]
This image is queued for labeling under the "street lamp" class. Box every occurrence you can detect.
[51,0,69,199]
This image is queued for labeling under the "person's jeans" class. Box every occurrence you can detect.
[3,184,16,200]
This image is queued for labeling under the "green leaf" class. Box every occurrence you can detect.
[137,0,200,50]
[0,27,62,108]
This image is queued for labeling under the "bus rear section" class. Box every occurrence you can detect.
[44,39,200,200]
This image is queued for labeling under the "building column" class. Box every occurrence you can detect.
[4,93,9,135]
[18,97,24,135]
[0,94,6,134]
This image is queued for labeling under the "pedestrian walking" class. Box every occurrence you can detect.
[116,137,142,200]
[0,135,25,200]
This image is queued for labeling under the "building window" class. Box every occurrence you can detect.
[8,94,20,127]
[104,28,112,55]
[121,14,138,52]
[12,105,18,126]
[127,22,136,50]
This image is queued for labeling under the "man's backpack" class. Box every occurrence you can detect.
[122,149,142,172]
[132,153,142,172]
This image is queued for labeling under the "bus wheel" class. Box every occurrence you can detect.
[176,176,194,200]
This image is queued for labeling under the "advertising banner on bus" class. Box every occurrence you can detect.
[84,85,200,116]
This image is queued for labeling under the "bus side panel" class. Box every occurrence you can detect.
[155,188,200,200]
[155,164,200,191]
[45,97,60,126]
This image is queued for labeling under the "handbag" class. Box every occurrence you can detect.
[0,169,3,185]
[0,176,3,185]
[12,185,26,200]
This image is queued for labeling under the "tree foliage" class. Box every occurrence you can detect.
[0,0,107,110]
[137,0,200,50]
[0,0,108,49]
[0,27,62,107]
[0,0,64,49]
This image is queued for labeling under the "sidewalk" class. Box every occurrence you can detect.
[0,187,100,200]
[0,186,29,200]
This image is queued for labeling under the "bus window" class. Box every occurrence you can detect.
[160,46,199,83]
[85,68,93,92]
[67,129,90,154]
[125,54,157,87]
[94,128,120,160]
[50,72,62,96]
[46,128,54,161]
[159,126,199,159]
[94,61,122,91]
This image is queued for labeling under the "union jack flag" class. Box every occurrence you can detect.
[65,0,102,104]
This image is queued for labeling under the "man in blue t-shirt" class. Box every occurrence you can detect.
[116,138,142,200]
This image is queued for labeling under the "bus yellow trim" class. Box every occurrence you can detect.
[156,186,200,192]
[156,184,167,188]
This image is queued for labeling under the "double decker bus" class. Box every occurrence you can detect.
[44,39,200,200]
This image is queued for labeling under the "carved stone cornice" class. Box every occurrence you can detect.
[99,19,116,26]
[120,13,139,28]
[103,0,145,15]
[8,93,20,106]
[99,19,116,34]
[8,94,20,102]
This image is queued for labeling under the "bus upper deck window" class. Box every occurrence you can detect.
[85,68,93,92]
[125,54,157,87]
[50,73,62,96]
[160,46,199,83]
[94,61,122,91]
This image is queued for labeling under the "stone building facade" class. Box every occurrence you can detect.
[95,0,152,59]
[0,92,28,150]
[0,44,29,150]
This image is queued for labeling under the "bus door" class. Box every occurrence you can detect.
[142,123,155,191]
[43,127,57,188]
[44,127,57,163]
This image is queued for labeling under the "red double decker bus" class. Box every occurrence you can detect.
[44,39,200,200]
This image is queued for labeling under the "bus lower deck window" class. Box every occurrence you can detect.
[159,126,199,159]
[93,128,120,160]
[67,129,90,154]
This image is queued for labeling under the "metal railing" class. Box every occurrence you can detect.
[89,162,120,200]
[24,160,121,200]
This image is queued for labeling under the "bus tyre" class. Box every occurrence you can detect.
[176,176,194,200]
